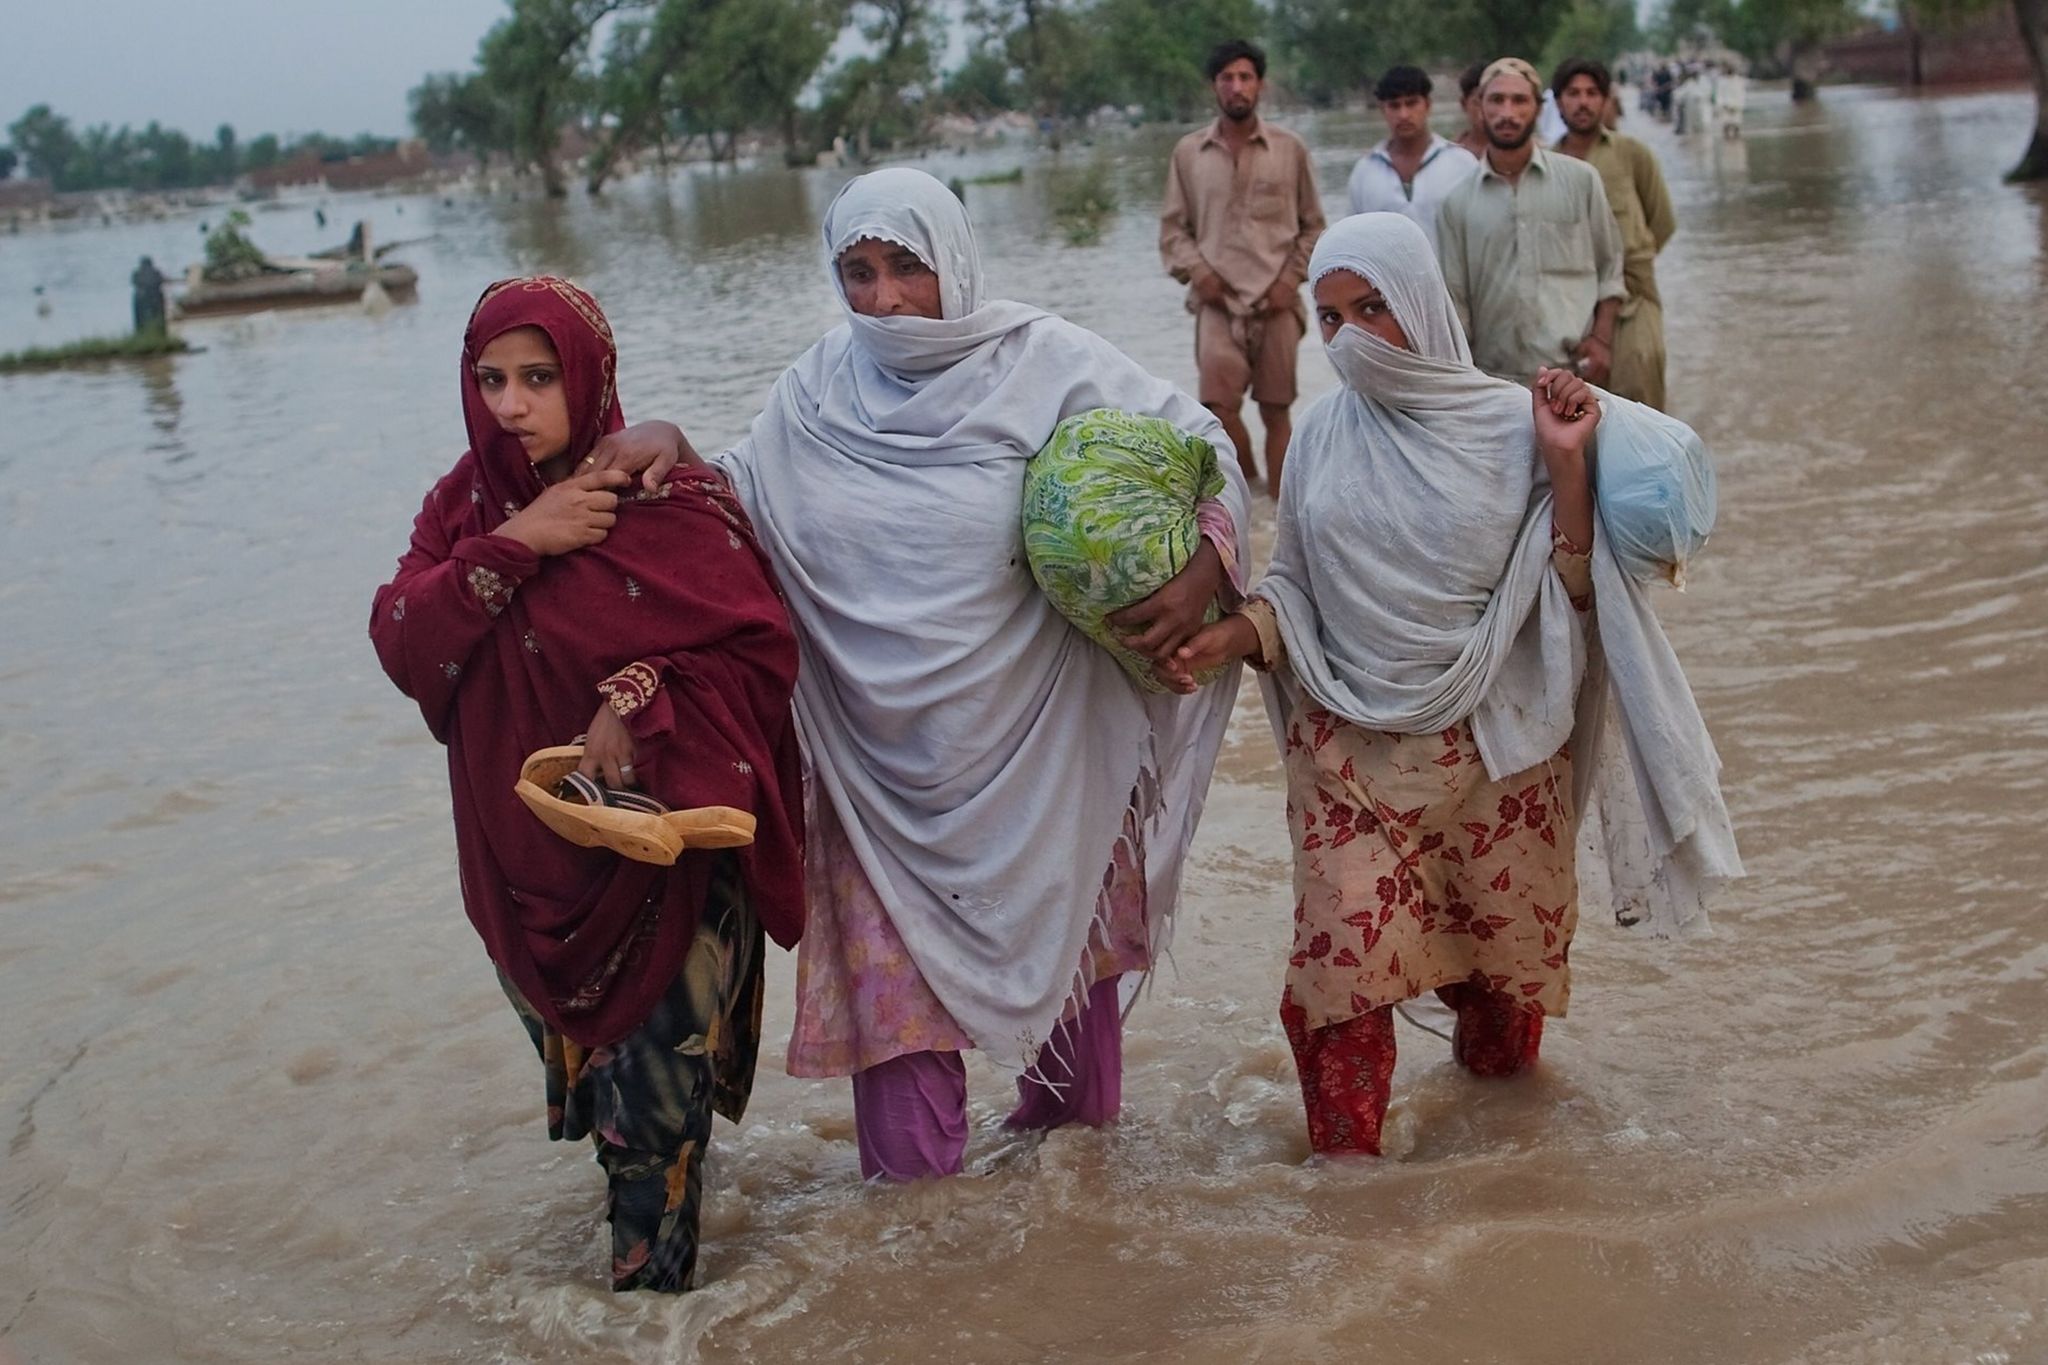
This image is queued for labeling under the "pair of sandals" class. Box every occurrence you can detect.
[514,745,755,866]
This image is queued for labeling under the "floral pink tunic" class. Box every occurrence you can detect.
[787,793,1150,1077]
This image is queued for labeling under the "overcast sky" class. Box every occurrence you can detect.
[3,0,511,139]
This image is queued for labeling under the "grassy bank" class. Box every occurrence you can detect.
[0,330,193,374]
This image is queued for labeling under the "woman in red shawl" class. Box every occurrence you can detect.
[369,276,804,1293]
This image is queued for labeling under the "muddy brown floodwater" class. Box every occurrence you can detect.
[3,84,2045,1364]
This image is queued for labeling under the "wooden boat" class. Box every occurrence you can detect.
[172,261,418,318]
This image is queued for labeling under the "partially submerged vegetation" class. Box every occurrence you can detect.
[0,329,192,373]
[1051,163,1117,246]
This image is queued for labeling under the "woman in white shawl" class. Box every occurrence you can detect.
[607,168,1249,1180]
[1168,213,1739,1156]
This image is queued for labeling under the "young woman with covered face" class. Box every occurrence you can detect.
[1167,214,1740,1155]
[606,168,1250,1180]
[369,277,805,1289]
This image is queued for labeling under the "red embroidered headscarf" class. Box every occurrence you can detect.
[461,276,624,526]
[371,277,804,1047]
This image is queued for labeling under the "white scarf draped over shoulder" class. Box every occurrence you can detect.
[718,168,1249,1068]
[1256,212,1740,936]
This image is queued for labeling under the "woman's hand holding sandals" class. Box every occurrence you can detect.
[578,702,639,788]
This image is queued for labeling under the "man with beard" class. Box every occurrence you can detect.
[1160,38,1326,499]
[1436,56,1624,386]
[1346,65,1479,245]
[1554,57,1677,408]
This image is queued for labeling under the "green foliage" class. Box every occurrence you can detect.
[1272,0,1449,105]
[964,0,1098,117]
[1649,0,1862,94]
[813,0,941,154]
[1652,0,1860,63]
[949,0,1260,122]
[1540,0,1643,71]
[8,105,81,184]
[409,72,512,156]
[1271,0,1643,106]
[0,331,191,373]
[1050,160,1116,242]
[202,210,271,282]
[243,133,282,170]
[4,102,395,192]
[681,0,841,151]
[476,0,619,192]
[944,45,1023,113]
[0,145,17,179]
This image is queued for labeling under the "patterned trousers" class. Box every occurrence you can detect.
[501,857,764,1292]
[1280,975,1545,1156]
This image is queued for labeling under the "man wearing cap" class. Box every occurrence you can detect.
[1346,65,1479,246]
[1436,57,1625,387]
[1554,56,1677,409]
[1160,37,1326,500]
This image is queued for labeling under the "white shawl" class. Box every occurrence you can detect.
[1257,212,1740,935]
[720,168,1249,1067]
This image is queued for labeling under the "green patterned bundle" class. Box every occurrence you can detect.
[1022,409,1226,692]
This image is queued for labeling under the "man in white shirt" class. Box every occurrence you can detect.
[1345,65,1479,245]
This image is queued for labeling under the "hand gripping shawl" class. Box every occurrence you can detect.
[1256,213,1740,935]
[369,277,805,1048]
[718,168,1250,1067]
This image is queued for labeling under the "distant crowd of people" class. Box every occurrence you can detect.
[1639,59,1749,139]
[1160,41,1697,492]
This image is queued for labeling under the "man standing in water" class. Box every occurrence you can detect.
[1346,65,1479,246]
[1554,57,1677,408]
[1160,38,1325,499]
[131,256,167,335]
[1437,57,1624,386]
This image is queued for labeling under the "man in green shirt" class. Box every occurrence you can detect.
[1436,57,1625,387]
[1554,58,1679,409]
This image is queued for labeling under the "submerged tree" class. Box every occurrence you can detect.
[410,71,514,160]
[2014,0,2048,179]
[815,0,940,158]
[585,0,705,192]
[1902,0,2048,179]
[7,105,80,186]
[699,0,844,163]
[477,0,623,195]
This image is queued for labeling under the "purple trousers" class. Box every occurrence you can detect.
[849,976,1126,1181]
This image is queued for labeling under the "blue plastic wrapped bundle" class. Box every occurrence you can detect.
[1591,395,1718,587]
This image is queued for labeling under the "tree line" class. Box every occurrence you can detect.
[411,0,2048,196]
[2,105,399,194]
[405,0,1276,196]
[4,0,2040,193]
